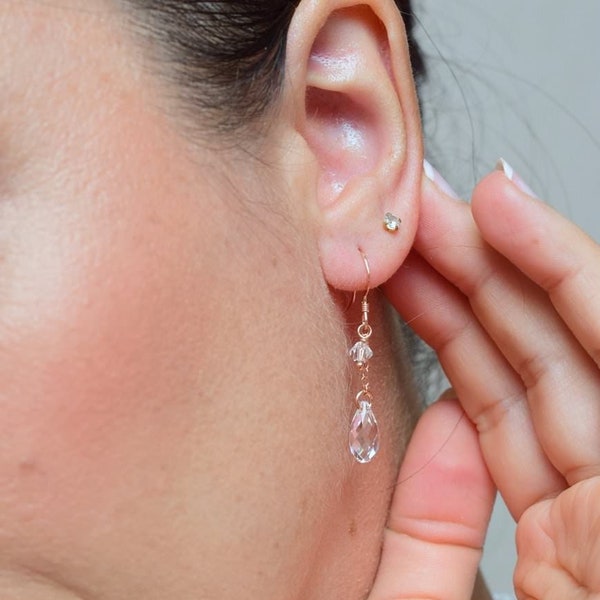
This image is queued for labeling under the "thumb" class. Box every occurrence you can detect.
[368,395,496,600]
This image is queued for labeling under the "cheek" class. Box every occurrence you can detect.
[0,117,357,597]
[0,182,209,522]
[0,75,239,577]
[0,7,404,598]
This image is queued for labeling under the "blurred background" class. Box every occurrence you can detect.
[412,0,600,593]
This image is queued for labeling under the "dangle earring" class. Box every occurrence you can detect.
[348,250,380,464]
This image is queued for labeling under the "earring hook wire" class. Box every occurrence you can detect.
[344,248,372,311]
[358,247,371,302]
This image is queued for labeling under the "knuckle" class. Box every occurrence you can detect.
[515,350,557,390]
[541,261,584,296]
[470,388,526,435]
[430,313,474,355]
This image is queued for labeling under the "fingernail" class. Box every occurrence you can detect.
[496,158,538,198]
[423,159,461,200]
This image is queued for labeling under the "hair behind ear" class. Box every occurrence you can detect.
[121,0,424,134]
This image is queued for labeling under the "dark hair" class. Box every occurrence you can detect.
[121,0,425,133]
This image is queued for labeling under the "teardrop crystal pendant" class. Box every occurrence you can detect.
[349,400,380,464]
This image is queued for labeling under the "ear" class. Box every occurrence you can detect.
[283,0,423,291]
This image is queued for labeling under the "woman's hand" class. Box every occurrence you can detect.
[378,160,600,598]
[515,475,600,597]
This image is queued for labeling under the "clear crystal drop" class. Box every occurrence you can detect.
[349,401,380,463]
[349,341,373,364]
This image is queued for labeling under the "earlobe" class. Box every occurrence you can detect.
[284,0,423,291]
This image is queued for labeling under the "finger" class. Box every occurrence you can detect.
[384,252,565,518]
[368,397,496,600]
[473,168,600,372]
[414,173,600,486]
[515,478,600,598]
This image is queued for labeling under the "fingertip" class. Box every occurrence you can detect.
[471,169,511,214]
[393,397,495,531]
[472,168,552,257]
[424,391,465,432]
[370,390,495,600]
[472,162,542,220]
[423,159,461,200]
[497,158,539,198]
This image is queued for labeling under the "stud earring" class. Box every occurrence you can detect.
[348,250,380,464]
[383,212,401,233]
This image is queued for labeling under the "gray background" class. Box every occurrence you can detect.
[413,0,600,594]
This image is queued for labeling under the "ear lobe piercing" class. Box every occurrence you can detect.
[348,249,380,464]
[383,212,401,233]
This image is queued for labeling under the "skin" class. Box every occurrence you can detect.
[0,1,419,599]
[384,169,600,599]
[1,0,600,599]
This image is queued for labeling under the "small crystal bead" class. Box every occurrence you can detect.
[349,400,380,463]
[349,341,373,364]
[383,212,401,232]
